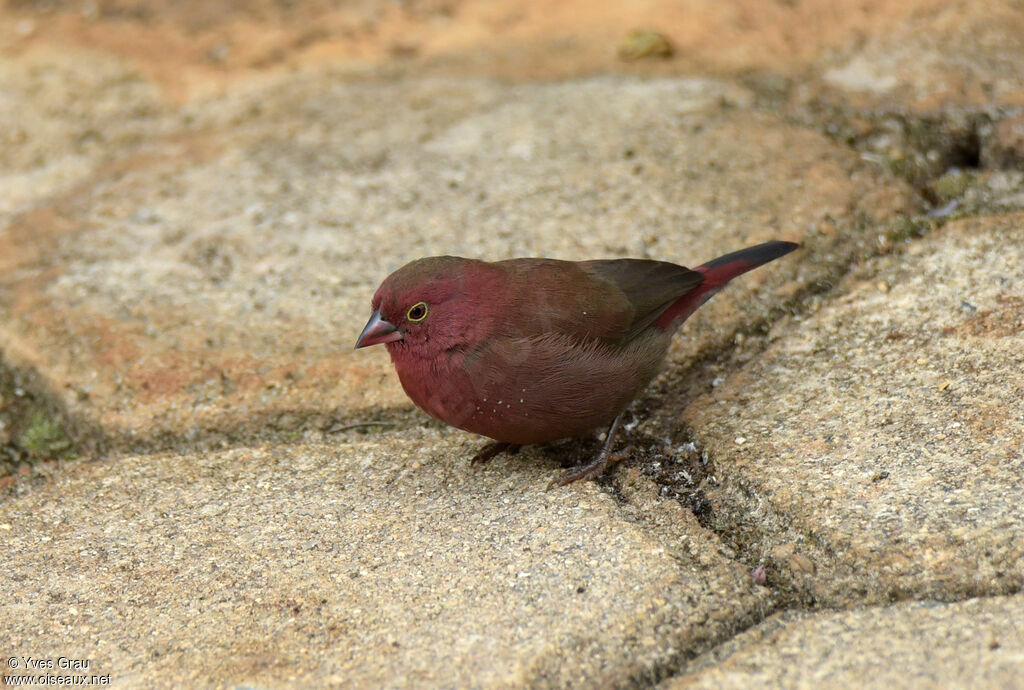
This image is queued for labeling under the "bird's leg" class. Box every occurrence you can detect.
[549,413,628,488]
[470,441,522,465]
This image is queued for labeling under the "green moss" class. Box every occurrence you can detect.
[884,215,935,244]
[932,170,974,202]
[881,149,910,177]
[17,409,73,459]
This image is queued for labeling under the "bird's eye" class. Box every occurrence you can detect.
[406,302,428,322]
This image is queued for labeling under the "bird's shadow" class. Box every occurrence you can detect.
[467,410,715,523]
[467,436,602,473]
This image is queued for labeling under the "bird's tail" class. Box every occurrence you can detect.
[654,240,799,331]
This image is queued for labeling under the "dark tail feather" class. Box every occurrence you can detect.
[699,240,800,277]
[654,241,799,331]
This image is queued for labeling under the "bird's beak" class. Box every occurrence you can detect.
[354,309,403,349]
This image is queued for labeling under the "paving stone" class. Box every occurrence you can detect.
[668,594,1024,690]
[6,0,1021,106]
[0,49,168,217]
[0,64,907,446]
[0,434,767,687]
[818,0,1024,107]
[684,214,1024,605]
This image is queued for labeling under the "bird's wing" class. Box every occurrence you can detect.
[579,259,704,341]
[495,258,703,345]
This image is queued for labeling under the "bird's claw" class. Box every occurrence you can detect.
[470,442,521,466]
[547,451,629,489]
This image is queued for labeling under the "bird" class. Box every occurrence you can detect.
[355,241,798,486]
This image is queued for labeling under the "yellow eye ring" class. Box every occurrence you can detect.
[406,302,429,322]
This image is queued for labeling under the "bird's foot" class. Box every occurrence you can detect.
[470,442,522,466]
[548,451,629,488]
[548,411,628,488]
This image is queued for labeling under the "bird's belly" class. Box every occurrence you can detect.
[457,389,620,445]
[394,356,571,443]
[390,334,668,445]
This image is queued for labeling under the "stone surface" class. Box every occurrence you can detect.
[2,1,1024,688]
[5,0,1023,106]
[0,49,168,216]
[818,0,1024,107]
[669,594,1024,689]
[0,65,904,446]
[684,214,1024,605]
[0,434,766,687]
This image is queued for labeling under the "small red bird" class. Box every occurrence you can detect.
[356,241,798,485]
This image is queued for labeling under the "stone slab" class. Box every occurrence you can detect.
[684,214,1024,605]
[1,433,766,688]
[6,1,1023,109]
[818,0,1024,107]
[0,49,168,217]
[1,64,909,446]
[669,594,1024,690]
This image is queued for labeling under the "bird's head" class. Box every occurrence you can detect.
[354,256,504,355]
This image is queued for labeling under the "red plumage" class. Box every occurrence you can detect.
[356,241,798,484]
